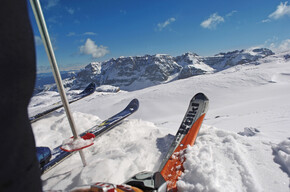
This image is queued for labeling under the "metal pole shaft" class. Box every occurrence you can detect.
[30,0,86,166]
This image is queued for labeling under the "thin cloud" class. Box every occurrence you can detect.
[83,32,97,36]
[157,17,176,31]
[264,37,290,52]
[74,20,81,24]
[47,16,62,24]
[66,7,75,15]
[67,32,76,37]
[201,13,224,29]
[277,39,290,51]
[45,0,60,10]
[67,32,97,37]
[226,10,237,17]
[34,36,43,46]
[262,19,271,23]
[120,10,127,15]
[79,38,109,59]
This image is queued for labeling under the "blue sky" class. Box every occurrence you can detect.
[28,0,290,72]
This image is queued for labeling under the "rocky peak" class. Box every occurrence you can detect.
[205,48,275,70]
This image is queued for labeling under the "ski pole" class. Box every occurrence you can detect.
[30,0,87,167]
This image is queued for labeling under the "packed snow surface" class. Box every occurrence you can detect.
[30,52,290,191]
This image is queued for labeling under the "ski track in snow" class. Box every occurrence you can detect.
[30,52,290,191]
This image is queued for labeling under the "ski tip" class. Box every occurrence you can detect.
[79,82,97,95]
[192,93,209,114]
[126,98,139,110]
[193,92,209,101]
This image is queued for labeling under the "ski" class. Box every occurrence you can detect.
[158,92,209,191]
[30,82,96,123]
[38,98,139,174]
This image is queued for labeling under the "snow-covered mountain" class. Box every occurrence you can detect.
[74,48,273,90]
[37,48,274,92]
[29,50,290,191]
[75,54,182,91]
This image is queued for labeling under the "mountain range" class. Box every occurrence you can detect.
[37,48,275,92]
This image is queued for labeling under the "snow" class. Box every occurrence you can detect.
[61,135,94,152]
[29,51,290,191]
[96,85,120,93]
[273,139,290,176]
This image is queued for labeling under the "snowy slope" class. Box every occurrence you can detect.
[30,51,290,191]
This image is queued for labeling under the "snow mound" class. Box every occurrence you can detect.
[177,125,262,192]
[96,85,120,93]
[272,138,290,177]
[238,127,260,137]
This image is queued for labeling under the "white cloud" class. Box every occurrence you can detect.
[79,38,109,58]
[269,1,290,19]
[264,38,290,52]
[157,17,176,31]
[277,39,290,51]
[201,13,224,29]
[34,36,43,46]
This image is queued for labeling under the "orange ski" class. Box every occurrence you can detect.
[159,93,209,191]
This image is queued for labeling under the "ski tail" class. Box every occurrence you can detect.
[159,93,209,191]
